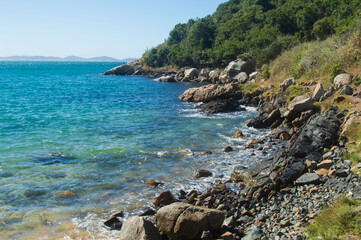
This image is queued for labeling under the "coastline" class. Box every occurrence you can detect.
[101,60,361,239]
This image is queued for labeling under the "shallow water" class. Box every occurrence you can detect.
[0,62,274,239]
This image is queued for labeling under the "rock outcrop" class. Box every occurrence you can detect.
[334,73,353,86]
[154,76,176,82]
[184,68,199,80]
[178,84,241,102]
[225,58,256,79]
[103,64,135,75]
[154,202,225,240]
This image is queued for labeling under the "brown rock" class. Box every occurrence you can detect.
[233,129,244,138]
[202,151,213,155]
[193,169,213,179]
[152,191,176,207]
[279,132,291,141]
[154,202,225,240]
[317,160,333,169]
[292,118,303,128]
[328,169,337,176]
[178,83,240,102]
[305,159,317,171]
[119,216,161,240]
[330,146,339,151]
[144,179,164,187]
[316,168,329,176]
[223,146,233,152]
[309,187,319,193]
[220,232,235,240]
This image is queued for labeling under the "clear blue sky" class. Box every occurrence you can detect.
[0,0,227,60]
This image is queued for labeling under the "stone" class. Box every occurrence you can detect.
[288,95,314,113]
[202,151,213,155]
[279,132,291,141]
[305,160,317,171]
[139,208,156,217]
[154,202,225,240]
[209,70,220,83]
[243,226,264,240]
[235,72,249,83]
[280,78,295,91]
[184,68,199,80]
[223,146,233,152]
[295,173,320,185]
[356,163,361,169]
[316,168,329,176]
[144,179,164,187]
[225,58,256,79]
[199,68,210,81]
[193,169,213,178]
[220,232,235,240]
[233,129,244,138]
[198,99,240,114]
[119,216,161,240]
[249,71,259,80]
[154,76,176,82]
[317,160,333,169]
[309,187,319,193]
[339,85,353,95]
[178,83,241,103]
[334,73,352,86]
[335,169,349,177]
[222,216,236,228]
[104,216,122,228]
[292,118,303,128]
[103,64,135,75]
[312,83,324,101]
[201,230,213,240]
[152,191,176,207]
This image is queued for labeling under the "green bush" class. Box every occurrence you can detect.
[353,74,361,86]
[329,63,344,77]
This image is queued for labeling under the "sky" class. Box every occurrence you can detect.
[0,0,227,60]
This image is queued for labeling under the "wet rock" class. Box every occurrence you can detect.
[154,76,176,82]
[103,64,135,75]
[223,146,233,152]
[140,208,156,217]
[334,73,352,86]
[119,216,161,240]
[55,191,77,199]
[154,202,225,240]
[202,151,213,155]
[312,83,324,101]
[152,191,176,207]
[193,169,213,179]
[295,173,320,185]
[234,129,244,138]
[198,99,240,114]
[184,68,199,80]
[280,78,295,91]
[24,189,47,198]
[340,85,353,95]
[104,216,122,228]
[144,179,164,187]
[179,83,241,103]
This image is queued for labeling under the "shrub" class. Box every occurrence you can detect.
[329,63,344,77]
[353,74,361,86]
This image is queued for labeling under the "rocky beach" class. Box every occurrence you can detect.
[101,57,361,240]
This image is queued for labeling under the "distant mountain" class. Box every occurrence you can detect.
[0,56,136,62]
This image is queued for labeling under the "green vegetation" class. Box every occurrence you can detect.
[343,122,361,168]
[285,85,307,103]
[142,0,361,69]
[306,196,361,239]
[241,82,259,93]
[353,74,361,86]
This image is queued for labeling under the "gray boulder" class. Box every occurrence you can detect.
[312,83,324,101]
[235,72,249,83]
[334,73,352,86]
[154,202,225,240]
[209,69,220,83]
[154,76,176,82]
[340,85,353,95]
[119,216,161,240]
[225,58,256,79]
[184,68,199,80]
[249,71,259,80]
[103,64,135,75]
[288,95,314,113]
[295,173,320,185]
[199,68,210,82]
[280,78,295,91]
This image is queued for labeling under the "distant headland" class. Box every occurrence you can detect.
[0,55,137,62]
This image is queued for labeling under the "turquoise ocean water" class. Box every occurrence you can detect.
[0,62,270,239]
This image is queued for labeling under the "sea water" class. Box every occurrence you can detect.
[0,62,271,239]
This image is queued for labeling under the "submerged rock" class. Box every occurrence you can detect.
[198,99,240,114]
[193,169,213,178]
[152,191,176,207]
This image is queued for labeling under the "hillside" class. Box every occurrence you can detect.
[142,0,361,69]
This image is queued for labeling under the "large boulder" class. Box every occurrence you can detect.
[184,68,199,80]
[225,58,256,79]
[103,64,135,75]
[178,83,241,102]
[199,68,210,82]
[209,70,220,83]
[198,99,241,114]
[280,78,295,91]
[340,85,353,95]
[280,108,341,185]
[154,202,225,240]
[152,191,176,207]
[154,76,176,82]
[312,83,324,101]
[119,216,161,240]
[288,95,314,113]
[235,72,249,83]
[334,73,352,86]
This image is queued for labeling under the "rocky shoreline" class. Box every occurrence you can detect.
[102,59,361,240]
